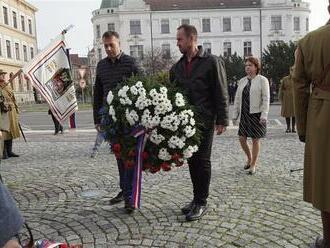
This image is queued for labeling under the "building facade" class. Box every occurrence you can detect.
[91,0,310,63]
[0,0,37,103]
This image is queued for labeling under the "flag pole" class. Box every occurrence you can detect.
[61,24,74,35]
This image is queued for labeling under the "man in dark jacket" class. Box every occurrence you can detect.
[93,31,143,212]
[170,24,229,221]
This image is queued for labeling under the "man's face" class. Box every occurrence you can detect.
[176,29,193,54]
[103,36,121,58]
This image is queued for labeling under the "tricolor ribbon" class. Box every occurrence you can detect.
[131,126,148,209]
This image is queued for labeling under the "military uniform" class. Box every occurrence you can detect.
[293,21,330,212]
[279,75,295,118]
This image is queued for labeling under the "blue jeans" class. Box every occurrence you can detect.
[117,159,134,201]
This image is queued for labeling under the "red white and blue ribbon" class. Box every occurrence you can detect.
[131,126,148,209]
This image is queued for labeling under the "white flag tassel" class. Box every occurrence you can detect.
[22,32,78,123]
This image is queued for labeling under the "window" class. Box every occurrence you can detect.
[243,17,251,31]
[294,17,300,31]
[108,23,115,31]
[161,44,171,59]
[6,40,11,58]
[223,42,231,57]
[26,79,31,91]
[130,45,143,59]
[0,38,2,57]
[15,43,20,60]
[130,20,141,35]
[244,41,252,57]
[28,19,32,34]
[202,18,211,32]
[96,25,101,38]
[161,19,170,34]
[223,18,231,32]
[18,75,23,92]
[13,11,17,28]
[306,18,309,32]
[21,15,25,32]
[203,42,212,54]
[30,47,34,59]
[98,48,102,61]
[181,19,190,25]
[271,16,282,30]
[23,45,27,61]
[3,7,8,25]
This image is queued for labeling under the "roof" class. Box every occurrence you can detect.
[144,0,261,11]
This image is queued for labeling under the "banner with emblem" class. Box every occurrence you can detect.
[22,34,78,122]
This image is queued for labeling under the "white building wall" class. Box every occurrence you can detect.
[91,0,310,62]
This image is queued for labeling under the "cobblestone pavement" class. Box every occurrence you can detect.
[0,127,321,248]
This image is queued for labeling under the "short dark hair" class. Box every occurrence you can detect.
[245,56,261,74]
[177,24,198,38]
[102,31,120,39]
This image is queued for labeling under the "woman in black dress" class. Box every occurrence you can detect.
[232,57,270,174]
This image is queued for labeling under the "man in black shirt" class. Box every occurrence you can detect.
[93,31,142,212]
[170,24,229,221]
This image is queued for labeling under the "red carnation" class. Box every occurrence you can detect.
[172,153,181,161]
[112,143,121,153]
[161,162,171,171]
[142,152,149,161]
[150,166,161,174]
[143,163,152,171]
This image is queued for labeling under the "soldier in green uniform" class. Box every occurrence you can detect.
[279,67,296,133]
[292,2,330,247]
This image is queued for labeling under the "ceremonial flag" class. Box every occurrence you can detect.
[23,34,78,122]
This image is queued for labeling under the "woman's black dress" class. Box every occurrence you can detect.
[238,79,266,138]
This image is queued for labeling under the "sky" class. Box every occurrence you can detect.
[28,0,329,56]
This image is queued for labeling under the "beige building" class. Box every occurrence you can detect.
[0,0,37,103]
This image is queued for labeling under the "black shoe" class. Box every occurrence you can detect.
[285,129,291,133]
[292,129,296,133]
[54,132,59,135]
[109,191,124,205]
[8,152,19,158]
[244,163,251,170]
[181,201,195,215]
[124,200,135,214]
[186,204,207,221]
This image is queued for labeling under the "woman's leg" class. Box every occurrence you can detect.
[285,117,291,132]
[251,138,260,168]
[239,136,252,165]
[291,117,296,132]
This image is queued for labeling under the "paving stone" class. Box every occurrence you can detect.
[0,129,322,247]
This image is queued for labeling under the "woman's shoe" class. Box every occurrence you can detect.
[285,129,291,133]
[248,166,256,175]
[244,163,251,170]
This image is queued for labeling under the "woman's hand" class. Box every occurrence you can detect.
[259,118,267,125]
[215,125,226,135]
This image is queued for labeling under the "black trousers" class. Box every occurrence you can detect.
[50,113,63,133]
[188,123,214,205]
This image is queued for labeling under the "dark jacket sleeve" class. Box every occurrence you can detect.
[93,64,103,125]
[211,56,229,126]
